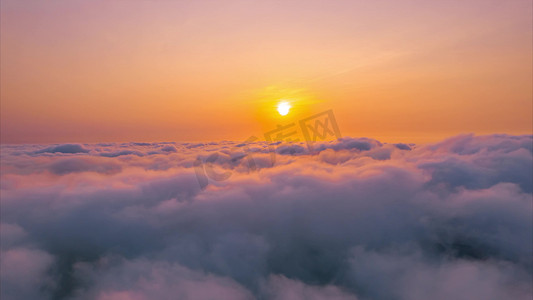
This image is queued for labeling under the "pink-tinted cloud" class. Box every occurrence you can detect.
[0,134,531,299]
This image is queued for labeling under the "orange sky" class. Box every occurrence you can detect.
[1,0,532,144]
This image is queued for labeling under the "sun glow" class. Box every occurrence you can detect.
[277,101,291,116]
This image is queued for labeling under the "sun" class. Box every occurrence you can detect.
[277,101,291,116]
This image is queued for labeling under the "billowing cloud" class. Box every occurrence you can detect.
[34,144,90,154]
[0,134,531,299]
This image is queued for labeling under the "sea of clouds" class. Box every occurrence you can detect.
[1,134,532,300]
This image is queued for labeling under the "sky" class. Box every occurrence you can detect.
[1,2,532,297]
[1,0,532,144]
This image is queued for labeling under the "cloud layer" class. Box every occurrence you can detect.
[1,134,532,300]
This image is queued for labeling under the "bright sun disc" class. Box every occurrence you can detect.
[277,102,291,116]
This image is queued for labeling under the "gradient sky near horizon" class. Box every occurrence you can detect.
[1,0,531,144]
